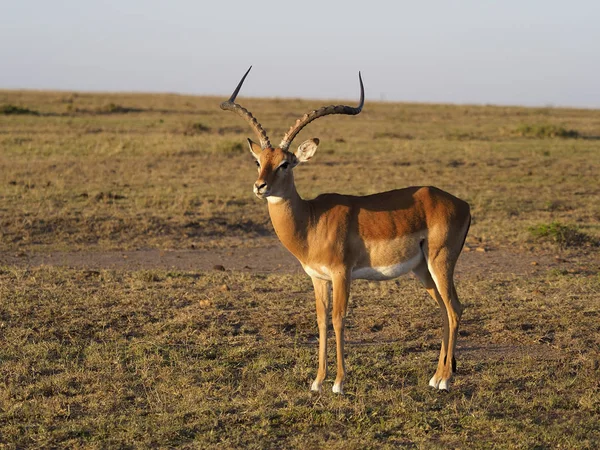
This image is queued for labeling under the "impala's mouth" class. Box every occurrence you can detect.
[253,188,270,199]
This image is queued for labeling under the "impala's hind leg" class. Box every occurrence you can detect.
[413,262,453,390]
[425,251,463,391]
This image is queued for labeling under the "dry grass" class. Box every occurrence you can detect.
[0,267,598,448]
[1,90,599,252]
[1,89,599,448]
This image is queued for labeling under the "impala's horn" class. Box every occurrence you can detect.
[220,66,272,149]
[279,72,364,151]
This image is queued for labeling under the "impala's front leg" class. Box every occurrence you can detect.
[311,277,330,393]
[331,271,351,394]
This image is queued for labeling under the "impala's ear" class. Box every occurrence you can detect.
[295,138,320,164]
[247,138,262,160]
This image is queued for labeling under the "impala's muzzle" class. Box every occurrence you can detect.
[253,181,270,199]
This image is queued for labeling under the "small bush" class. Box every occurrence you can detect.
[373,131,414,140]
[184,122,211,135]
[214,141,245,154]
[98,103,143,114]
[134,270,162,283]
[514,124,579,139]
[1,104,40,115]
[529,221,597,248]
[444,131,484,141]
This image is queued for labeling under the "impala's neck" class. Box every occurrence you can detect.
[266,179,310,263]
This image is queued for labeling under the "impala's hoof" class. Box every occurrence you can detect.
[311,380,322,393]
[332,383,344,394]
[438,379,449,391]
[429,375,450,391]
[429,375,439,388]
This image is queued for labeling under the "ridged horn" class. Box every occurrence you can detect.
[279,72,364,151]
[220,66,272,149]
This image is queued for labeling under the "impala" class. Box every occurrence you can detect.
[220,67,471,393]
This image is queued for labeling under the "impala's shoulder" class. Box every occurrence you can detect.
[307,194,354,218]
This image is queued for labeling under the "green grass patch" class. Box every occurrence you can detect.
[529,221,597,248]
[1,103,40,115]
[513,123,579,138]
[183,122,211,135]
[98,103,144,114]
[214,140,245,154]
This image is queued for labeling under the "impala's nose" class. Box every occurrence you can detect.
[254,181,269,198]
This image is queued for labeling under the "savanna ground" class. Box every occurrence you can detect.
[1,89,599,448]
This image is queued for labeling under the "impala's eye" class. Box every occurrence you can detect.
[255,160,260,167]
[279,162,289,170]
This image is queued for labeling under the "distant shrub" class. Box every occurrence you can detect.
[94,192,127,202]
[215,141,244,154]
[98,103,143,114]
[444,131,484,141]
[514,124,579,139]
[1,104,40,115]
[373,131,414,140]
[529,221,597,248]
[217,126,245,135]
[184,122,211,135]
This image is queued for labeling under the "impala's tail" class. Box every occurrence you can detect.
[459,211,471,255]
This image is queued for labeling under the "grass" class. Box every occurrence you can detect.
[1,266,598,448]
[0,89,599,448]
[97,102,144,114]
[1,103,40,115]
[183,122,212,135]
[1,91,599,252]
[513,123,580,138]
[529,221,599,248]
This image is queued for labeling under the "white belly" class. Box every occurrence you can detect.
[303,253,423,282]
[352,253,422,280]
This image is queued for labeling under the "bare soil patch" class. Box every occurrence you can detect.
[1,241,592,280]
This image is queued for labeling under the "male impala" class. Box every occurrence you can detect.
[220,67,471,393]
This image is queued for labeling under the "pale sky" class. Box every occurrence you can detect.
[2,0,600,108]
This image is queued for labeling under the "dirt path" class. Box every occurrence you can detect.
[0,241,577,280]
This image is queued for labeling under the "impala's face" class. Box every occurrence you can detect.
[252,146,297,201]
[247,138,319,202]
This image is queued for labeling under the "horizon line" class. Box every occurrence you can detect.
[2,87,599,112]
